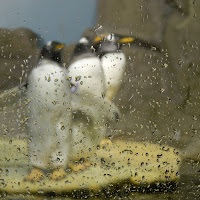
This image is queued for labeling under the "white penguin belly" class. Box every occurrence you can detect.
[27,62,72,169]
[68,57,117,159]
[101,52,126,99]
[68,57,105,98]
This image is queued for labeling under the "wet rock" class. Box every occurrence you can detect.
[95,1,172,141]
[0,27,41,91]
[160,0,200,159]
[95,0,200,160]
[97,0,169,43]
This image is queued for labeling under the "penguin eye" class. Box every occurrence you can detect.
[107,34,115,41]
[90,46,96,52]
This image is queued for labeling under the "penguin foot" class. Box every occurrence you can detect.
[24,168,45,182]
[100,139,112,148]
[69,163,86,172]
[50,168,67,180]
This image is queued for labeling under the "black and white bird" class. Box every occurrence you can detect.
[94,33,135,100]
[68,37,120,166]
[25,41,72,181]
[94,33,161,100]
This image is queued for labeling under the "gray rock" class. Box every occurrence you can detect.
[0,27,40,91]
[160,0,200,159]
[97,0,169,43]
[95,0,200,160]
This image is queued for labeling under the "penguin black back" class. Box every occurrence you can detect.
[40,41,65,64]
[72,37,95,58]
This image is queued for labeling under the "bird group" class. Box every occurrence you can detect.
[23,33,135,181]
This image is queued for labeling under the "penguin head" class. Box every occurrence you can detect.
[73,36,95,57]
[94,34,118,55]
[40,41,65,64]
[94,33,134,56]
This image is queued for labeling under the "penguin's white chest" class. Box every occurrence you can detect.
[68,57,107,158]
[27,62,72,169]
[68,57,105,97]
[101,52,126,99]
[29,63,70,104]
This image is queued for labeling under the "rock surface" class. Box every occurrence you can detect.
[95,0,200,160]
[0,27,40,91]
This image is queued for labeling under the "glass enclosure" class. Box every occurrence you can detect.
[0,0,199,199]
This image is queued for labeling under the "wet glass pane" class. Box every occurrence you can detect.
[0,0,199,199]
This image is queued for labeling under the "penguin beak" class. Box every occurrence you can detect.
[93,35,106,43]
[118,37,134,43]
[55,44,65,50]
[94,36,102,43]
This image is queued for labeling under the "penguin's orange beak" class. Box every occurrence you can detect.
[118,37,134,43]
[93,34,107,43]
[55,44,65,50]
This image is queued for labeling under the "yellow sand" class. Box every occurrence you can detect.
[0,138,181,194]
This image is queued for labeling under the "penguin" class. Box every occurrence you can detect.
[68,37,120,168]
[94,33,161,100]
[93,33,135,100]
[25,41,72,181]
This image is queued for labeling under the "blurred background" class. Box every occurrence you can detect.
[0,0,200,199]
